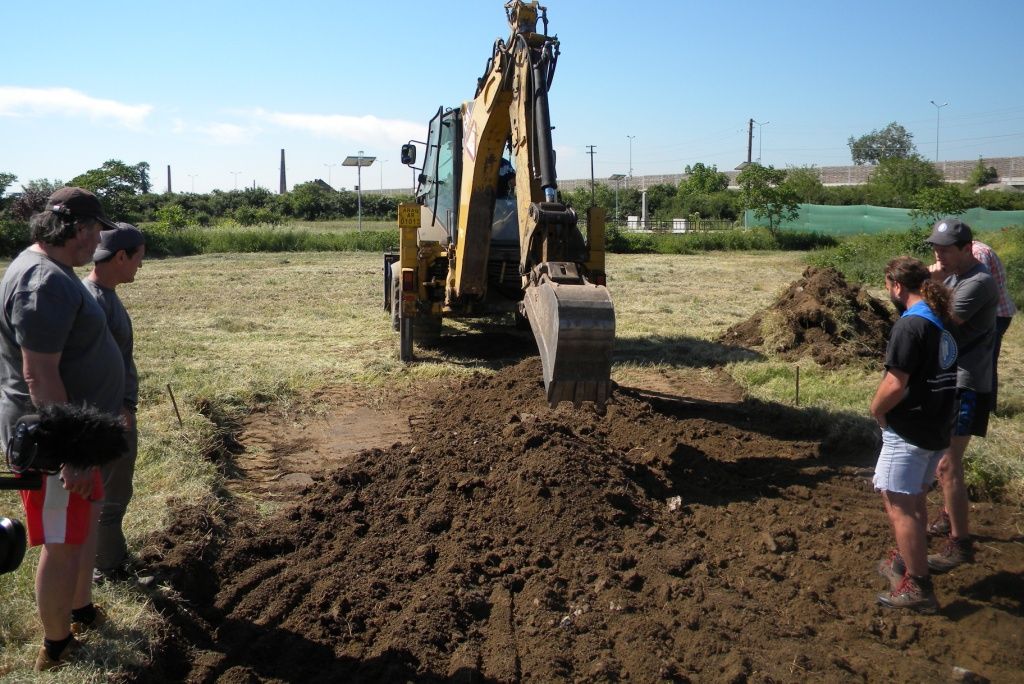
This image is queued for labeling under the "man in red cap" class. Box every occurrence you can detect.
[0,187,124,670]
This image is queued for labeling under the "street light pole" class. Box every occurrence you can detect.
[626,135,636,187]
[609,173,625,223]
[930,100,948,162]
[323,163,337,188]
[753,120,770,163]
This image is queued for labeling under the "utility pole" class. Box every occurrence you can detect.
[747,119,754,164]
[586,145,596,206]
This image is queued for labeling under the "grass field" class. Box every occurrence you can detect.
[1,250,1021,680]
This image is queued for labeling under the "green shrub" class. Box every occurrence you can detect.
[0,219,30,257]
[806,226,931,285]
[980,225,1024,308]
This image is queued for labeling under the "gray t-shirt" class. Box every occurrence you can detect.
[0,248,125,446]
[945,263,998,392]
[81,278,137,411]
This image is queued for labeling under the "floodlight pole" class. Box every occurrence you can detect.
[343,152,376,231]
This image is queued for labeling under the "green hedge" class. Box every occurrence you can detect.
[142,226,398,258]
[606,226,837,254]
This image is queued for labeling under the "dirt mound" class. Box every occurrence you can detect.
[136,359,1024,683]
[720,266,893,368]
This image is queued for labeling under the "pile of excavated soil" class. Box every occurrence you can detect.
[135,359,1024,683]
[720,267,894,368]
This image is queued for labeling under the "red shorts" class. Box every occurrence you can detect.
[19,469,104,546]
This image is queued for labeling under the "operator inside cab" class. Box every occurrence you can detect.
[497,157,516,199]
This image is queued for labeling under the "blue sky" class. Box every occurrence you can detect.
[3,1,1023,195]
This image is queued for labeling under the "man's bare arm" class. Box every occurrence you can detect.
[22,348,94,498]
[870,368,910,429]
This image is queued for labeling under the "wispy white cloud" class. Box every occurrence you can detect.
[195,122,262,145]
[247,108,422,145]
[0,86,152,128]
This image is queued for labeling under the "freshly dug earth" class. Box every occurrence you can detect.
[136,360,1024,683]
[720,266,894,368]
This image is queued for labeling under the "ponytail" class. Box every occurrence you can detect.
[920,280,953,325]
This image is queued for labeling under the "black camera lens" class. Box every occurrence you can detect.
[1,517,27,575]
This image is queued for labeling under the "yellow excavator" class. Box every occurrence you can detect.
[384,0,615,407]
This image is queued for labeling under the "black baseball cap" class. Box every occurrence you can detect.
[93,222,146,262]
[45,187,118,229]
[926,218,973,246]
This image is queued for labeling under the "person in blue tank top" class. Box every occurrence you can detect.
[870,256,958,613]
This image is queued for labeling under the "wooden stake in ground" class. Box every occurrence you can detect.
[167,383,183,427]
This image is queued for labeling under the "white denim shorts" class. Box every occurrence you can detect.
[872,427,944,495]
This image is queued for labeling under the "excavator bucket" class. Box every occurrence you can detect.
[523,267,615,408]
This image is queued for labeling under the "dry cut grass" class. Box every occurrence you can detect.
[1,249,1021,681]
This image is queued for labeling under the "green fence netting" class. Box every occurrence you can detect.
[744,205,1024,235]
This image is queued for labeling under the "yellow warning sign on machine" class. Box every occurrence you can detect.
[398,203,419,229]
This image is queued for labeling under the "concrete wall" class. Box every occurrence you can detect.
[374,155,1024,195]
[555,155,1024,192]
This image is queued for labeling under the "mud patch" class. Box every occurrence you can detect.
[136,359,1024,684]
[231,387,415,500]
[720,266,894,368]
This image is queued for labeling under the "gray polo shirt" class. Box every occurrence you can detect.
[81,278,138,411]
[0,248,124,446]
[945,263,998,393]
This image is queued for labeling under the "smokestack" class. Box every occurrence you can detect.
[280,149,286,194]
[167,165,172,194]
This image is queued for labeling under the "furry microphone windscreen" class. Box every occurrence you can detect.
[35,403,128,469]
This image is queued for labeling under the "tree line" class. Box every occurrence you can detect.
[2,121,1021,239]
[0,161,410,230]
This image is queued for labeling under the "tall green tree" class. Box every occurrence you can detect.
[865,155,943,207]
[680,163,729,195]
[848,122,916,165]
[70,160,152,220]
[9,179,62,220]
[781,166,826,204]
[737,164,799,235]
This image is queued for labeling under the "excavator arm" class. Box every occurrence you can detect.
[453,1,615,407]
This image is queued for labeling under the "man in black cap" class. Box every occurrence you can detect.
[925,218,998,573]
[82,223,147,584]
[0,187,124,670]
